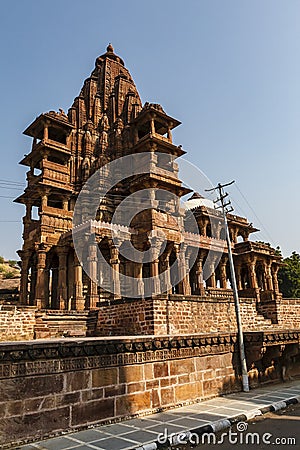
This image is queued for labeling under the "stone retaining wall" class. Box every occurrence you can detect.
[0,305,36,341]
[96,295,274,336]
[0,334,240,447]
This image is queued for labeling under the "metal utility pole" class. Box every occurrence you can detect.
[206,181,249,392]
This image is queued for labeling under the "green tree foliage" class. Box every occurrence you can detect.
[278,251,300,298]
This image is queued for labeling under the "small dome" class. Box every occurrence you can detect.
[184,192,214,210]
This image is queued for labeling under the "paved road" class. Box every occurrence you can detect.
[190,403,300,449]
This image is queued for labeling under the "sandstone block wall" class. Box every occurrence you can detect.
[35,310,98,339]
[276,299,300,329]
[0,334,240,447]
[97,296,274,336]
[0,305,36,341]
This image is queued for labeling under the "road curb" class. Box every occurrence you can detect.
[133,396,300,450]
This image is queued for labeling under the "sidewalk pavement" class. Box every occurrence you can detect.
[16,380,300,450]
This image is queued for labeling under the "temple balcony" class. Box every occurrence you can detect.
[20,138,71,168]
[26,159,71,192]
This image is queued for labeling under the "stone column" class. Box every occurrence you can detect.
[35,250,47,309]
[88,241,99,308]
[62,197,69,211]
[57,248,68,310]
[73,253,85,310]
[208,263,216,288]
[249,260,258,289]
[150,116,156,135]
[235,262,242,290]
[196,254,205,296]
[160,254,171,295]
[174,244,190,295]
[272,265,280,295]
[184,250,192,295]
[19,252,30,305]
[220,258,228,289]
[110,243,121,300]
[262,263,268,291]
[266,262,273,291]
[134,261,144,297]
[43,120,49,140]
[41,194,48,209]
[149,236,163,295]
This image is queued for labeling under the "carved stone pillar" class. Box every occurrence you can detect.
[36,250,47,309]
[249,260,258,289]
[174,244,190,295]
[88,241,99,308]
[208,263,216,288]
[110,247,121,300]
[149,236,163,295]
[134,261,144,297]
[73,253,85,310]
[196,254,205,296]
[57,248,68,310]
[150,116,155,134]
[272,265,280,295]
[19,251,30,305]
[41,194,48,209]
[235,262,242,290]
[151,257,160,294]
[220,258,228,289]
[160,255,171,295]
[266,262,273,291]
[184,251,192,295]
[62,197,69,211]
[43,121,49,140]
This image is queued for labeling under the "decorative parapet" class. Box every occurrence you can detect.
[244,330,300,347]
[0,333,237,377]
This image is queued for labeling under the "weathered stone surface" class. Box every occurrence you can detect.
[116,392,151,416]
[65,371,90,392]
[119,365,143,383]
[91,367,118,387]
[71,398,114,426]
[0,407,70,445]
[153,362,168,378]
[0,374,64,401]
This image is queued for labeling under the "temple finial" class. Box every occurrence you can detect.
[107,43,114,53]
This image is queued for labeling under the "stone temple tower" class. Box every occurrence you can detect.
[15,44,282,337]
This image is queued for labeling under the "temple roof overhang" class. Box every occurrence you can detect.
[23,112,74,139]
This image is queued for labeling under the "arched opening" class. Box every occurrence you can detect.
[48,194,63,209]
[256,264,266,291]
[31,206,39,220]
[206,223,212,238]
[241,265,250,289]
[98,237,112,301]
[48,126,67,145]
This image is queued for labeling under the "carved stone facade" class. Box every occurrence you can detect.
[15,45,283,333]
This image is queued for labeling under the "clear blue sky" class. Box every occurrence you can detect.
[0,0,299,259]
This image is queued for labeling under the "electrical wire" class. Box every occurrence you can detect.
[234,182,275,245]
